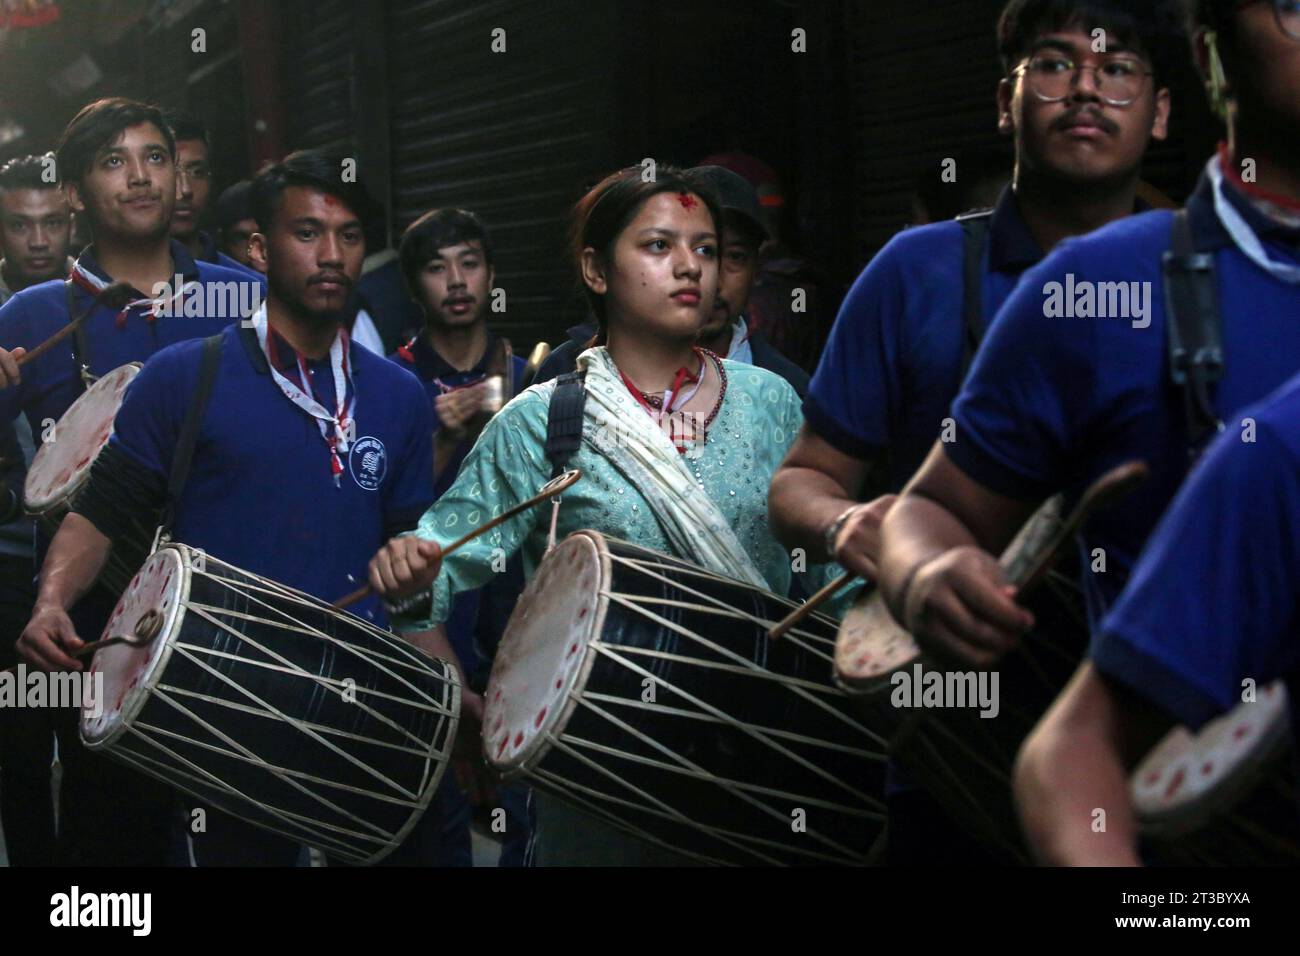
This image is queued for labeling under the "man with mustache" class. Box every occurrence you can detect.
[0,97,262,866]
[769,0,1185,864]
[27,148,465,865]
[391,208,526,488]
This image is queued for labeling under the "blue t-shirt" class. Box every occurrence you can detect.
[0,240,263,439]
[948,171,1300,628]
[805,187,1047,487]
[106,323,434,628]
[1092,371,1300,748]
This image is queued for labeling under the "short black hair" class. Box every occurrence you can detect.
[998,0,1190,90]
[214,179,254,231]
[55,97,176,187]
[0,153,60,195]
[250,148,381,235]
[161,108,209,147]
[398,208,495,298]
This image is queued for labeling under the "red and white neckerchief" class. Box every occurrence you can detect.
[1210,146,1300,286]
[619,349,708,454]
[69,259,197,329]
[251,303,356,485]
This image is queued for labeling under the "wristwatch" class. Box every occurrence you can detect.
[822,503,863,562]
[385,587,434,619]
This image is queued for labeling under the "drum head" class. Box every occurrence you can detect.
[834,590,919,692]
[81,546,188,746]
[24,363,141,513]
[484,530,609,774]
[1133,682,1290,836]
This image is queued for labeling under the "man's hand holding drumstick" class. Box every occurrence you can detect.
[0,346,29,389]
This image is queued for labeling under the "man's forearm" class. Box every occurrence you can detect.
[36,513,114,611]
[769,465,859,561]
[397,622,466,685]
[1015,721,1142,866]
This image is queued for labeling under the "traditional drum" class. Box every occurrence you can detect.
[833,496,1090,863]
[1134,681,1300,865]
[24,363,155,594]
[483,530,892,866]
[80,543,460,865]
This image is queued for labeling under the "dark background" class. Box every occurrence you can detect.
[0,0,1222,350]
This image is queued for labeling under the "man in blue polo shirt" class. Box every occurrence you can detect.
[391,207,529,864]
[769,0,1185,864]
[0,97,261,867]
[20,149,469,866]
[1015,369,1300,864]
[877,0,1300,849]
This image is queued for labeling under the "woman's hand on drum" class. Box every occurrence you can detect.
[0,346,27,389]
[369,536,443,600]
[17,603,85,671]
[832,494,898,580]
[900,546,1035,669]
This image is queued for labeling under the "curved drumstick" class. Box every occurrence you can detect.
[332,469,583,610]
[769,460,1150,642]
[12,282,137,370]
[0,606,166,676]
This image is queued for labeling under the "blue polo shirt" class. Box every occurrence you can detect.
[1092,371,1300,748]
[0,240,262,439]
[949,168,1300,629]
[197,230,263,281]
[389,330,528,498]
[100,322,433,628]
[806,187,1047,488]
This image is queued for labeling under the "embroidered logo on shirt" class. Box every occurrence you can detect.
[349,436,388,491]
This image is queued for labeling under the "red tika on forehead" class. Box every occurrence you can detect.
[323,194,340,206]
[677,192,698,211]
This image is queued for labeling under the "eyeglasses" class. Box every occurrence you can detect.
[1014,54,1153,106]
[1238,0,1300,41]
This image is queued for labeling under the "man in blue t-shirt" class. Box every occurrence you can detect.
[876,0,1300,855]
[1015,370,1300,864]
[391,207,531,865]
[19,149,468,867]
[0,97,262,867]
[769,0,1185,864]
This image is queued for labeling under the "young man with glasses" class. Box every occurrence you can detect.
[1012,0,1300,865]
[768,0,1185,864]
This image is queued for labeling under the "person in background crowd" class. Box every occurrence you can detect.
[1,96,261,866]
[0,151,75,866]
[770,0,1186,864]
[535,165,809,397]
[213,179,260,272]
[391,206,532,866]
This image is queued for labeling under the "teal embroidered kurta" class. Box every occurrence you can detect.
[399,358,846,629]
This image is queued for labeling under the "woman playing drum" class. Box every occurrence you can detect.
[368,165,846,865]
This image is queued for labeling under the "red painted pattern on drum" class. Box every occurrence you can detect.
[1202,762,1214,776]
[534,706,547,728]
[1164,767,1185,799]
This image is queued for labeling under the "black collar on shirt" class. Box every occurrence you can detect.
[401,328,503,381]
[985,185,1153,273]
[1185,167,1300,253]
[75,239,201,296]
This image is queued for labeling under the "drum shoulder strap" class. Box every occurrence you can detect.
[160,333,224,535]
[66,278,92,389]
[957,209,994,377]
[1162,208,1224,455]
[545,370,587,479]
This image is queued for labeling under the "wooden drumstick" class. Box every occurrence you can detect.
[768,570,854,640]
[11,281,137,370]
[768,460,1149,642]
[332,468,584,610]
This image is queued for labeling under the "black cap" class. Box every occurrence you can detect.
[690,164,769,242]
